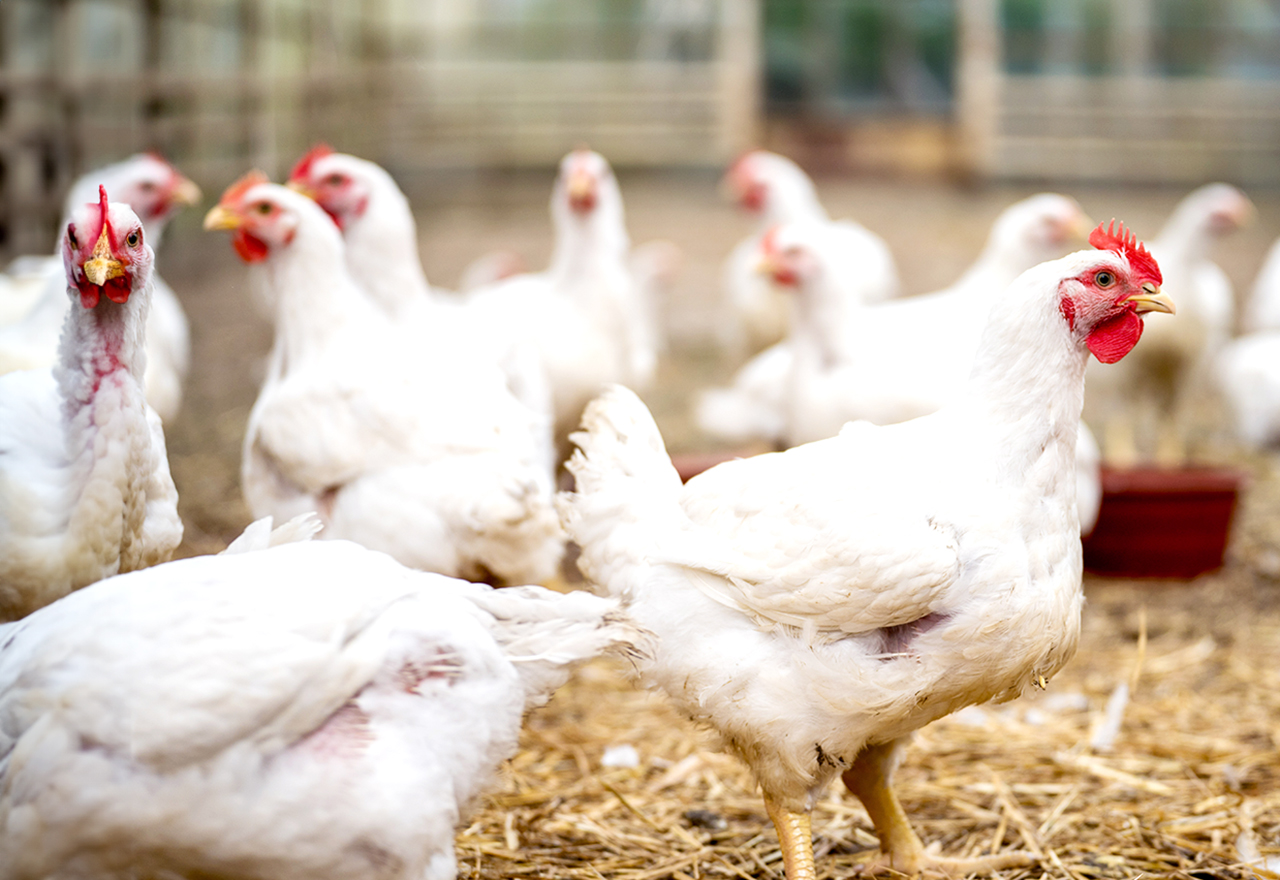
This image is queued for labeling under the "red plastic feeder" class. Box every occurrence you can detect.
[670,450,754,483]
[1082,466,1244,579]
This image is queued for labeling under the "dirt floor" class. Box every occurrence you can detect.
[158,169,1280,878]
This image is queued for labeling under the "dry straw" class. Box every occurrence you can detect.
[459,455,1280,880]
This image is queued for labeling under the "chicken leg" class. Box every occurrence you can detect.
[842,741,1037,877]
[764,793,817,880]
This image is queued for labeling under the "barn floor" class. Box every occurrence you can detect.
[158,169,1280,878]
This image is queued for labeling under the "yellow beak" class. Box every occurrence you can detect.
[286,179,317,200]
[203,205,242,231]
[82,224,125,286]
[567,171,594,202]
[171,176,202,207]
[753,253,778,277]
[1127,283,1176,315]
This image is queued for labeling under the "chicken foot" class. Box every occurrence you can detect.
[763,793,817,880]
[842,741,1037,878]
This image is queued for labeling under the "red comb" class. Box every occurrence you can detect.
[1089,219,1162,286]
[219,170,270,206]
[97,185,113,238]
[289,144,334,182]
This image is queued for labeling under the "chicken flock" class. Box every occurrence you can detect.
[1,142,1274,880]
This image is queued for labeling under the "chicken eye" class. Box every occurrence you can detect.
[1094,270,1115,288]
[126,230,141,248]
[255,202,273,215]
[325,174,345,187]
[67,226,78,249]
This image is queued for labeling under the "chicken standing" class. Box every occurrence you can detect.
[0,154,200,422]
[466,149,658,448]
[0,188,181,621]
[1086,183,1252,464]
[720,150,898,354]
[0,538,646,880]
[559,222,1173,879]
[204,173,562,585]
[285,146,553,451]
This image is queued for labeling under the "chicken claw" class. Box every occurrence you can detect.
[853,844,1037,878]
[843,743,1039,878]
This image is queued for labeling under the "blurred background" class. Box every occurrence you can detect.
[3,0,1280,255]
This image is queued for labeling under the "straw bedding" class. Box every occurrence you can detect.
[456,456,1280,880]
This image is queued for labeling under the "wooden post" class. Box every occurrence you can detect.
[955,0,999,179]
[717,0,762,160]
[1111,0,1152,77]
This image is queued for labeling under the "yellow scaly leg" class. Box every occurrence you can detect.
[763,793,817,880]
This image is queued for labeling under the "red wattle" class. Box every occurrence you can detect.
[1087,310,1143,363]
[78,284,100,309]
[233,229,270,263]
[741,182,765,212]
[104,276,131,304]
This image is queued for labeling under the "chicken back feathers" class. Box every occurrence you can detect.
[0,539,646,880]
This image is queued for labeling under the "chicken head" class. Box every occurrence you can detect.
[63,186,153,310]
[203,171,305,263]
[721,150,824,226]
[1058,220,1174,364]
[286,144,370,230]
[754,224,815,290]
[63,154,201,238]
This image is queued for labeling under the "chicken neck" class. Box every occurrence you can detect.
[262,219,386,372]
[548,194,630,290]
[959,272,1087,504]
[52,290,158,584]
[760,176,826,229]
[343,178,433,317]
[786,271,854,373]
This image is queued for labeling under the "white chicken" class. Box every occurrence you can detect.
[719,149,898,354]
[1218,236,1280,448]
[204,172,562,586]
[1086,183,1252,464]
[559,221,1173,879]
[1216,330,1280,449]
[0,257,50,326]
[285,146,553,450]
[0,153,200,423]
[286,144,437,313]
[0,537,646,880]
[697,193,1090,442]
[0,187,182,621]
[1243,236,1280,333]
[751,216,1107,534]
[466,149,658,447]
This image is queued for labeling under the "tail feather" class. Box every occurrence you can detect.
[465,584,651,708]
[562,385,682,498]
[221,513,323,555]
[556,385,683,601]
